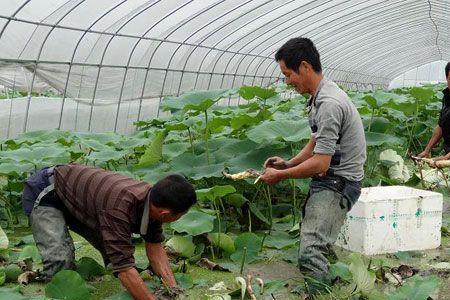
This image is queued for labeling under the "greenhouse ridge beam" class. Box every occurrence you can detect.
[0,15,278,62]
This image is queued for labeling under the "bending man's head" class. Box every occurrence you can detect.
[149,174,196,222]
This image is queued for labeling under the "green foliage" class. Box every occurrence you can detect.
[239,86,277,100]
[174,273,194,289]
[4,264,22,282]
[137,131,167,168]
[18,245,41,262]
[170,210,216,236]
[230,233,262,264]
[387,276,439,300]
[75,257,106,280]
[348,253,376,295]
[196,185,236,202]
[45,270,92,300]
[165,235,196,258]
[208,233,235,254]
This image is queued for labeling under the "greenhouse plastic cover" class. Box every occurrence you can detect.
[0,0,449,137]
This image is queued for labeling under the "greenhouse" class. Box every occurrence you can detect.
[0,0,449,299]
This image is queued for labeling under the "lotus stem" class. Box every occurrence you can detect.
[240,247,247,275]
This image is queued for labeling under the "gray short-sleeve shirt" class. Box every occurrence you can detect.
[308,78,366,181]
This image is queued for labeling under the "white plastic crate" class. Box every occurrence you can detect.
[336,186,443,255]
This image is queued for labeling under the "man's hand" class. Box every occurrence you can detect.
[264,156,289,169]
[146,243,176,288]
[259,168,284,185]
[417,150,430,158]
[118,268,157,300]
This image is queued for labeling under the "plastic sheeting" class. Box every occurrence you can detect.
[0,0,449,137]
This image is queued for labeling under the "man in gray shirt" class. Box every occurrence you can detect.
[260,37,366,290]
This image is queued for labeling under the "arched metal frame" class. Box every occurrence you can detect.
[0,0,448,136]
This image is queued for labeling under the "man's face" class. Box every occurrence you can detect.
[160,211,184,223]
[279,60,307,94]
[150,203,185,223]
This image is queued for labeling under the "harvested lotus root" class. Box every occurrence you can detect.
[222,168,261,181]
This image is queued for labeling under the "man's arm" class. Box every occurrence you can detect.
[260,153,331,185]
[118,268,157,300]
[146,242,176,287]
[418,125,442,158]
[287,135,316,167]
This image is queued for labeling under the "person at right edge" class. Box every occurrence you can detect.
[417,62,450,161]
[259,37,366,293]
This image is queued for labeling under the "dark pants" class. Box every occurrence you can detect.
[23,168,109,280]
[298,175,361,284]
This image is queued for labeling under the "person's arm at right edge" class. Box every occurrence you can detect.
[118,268,157,300]
[418,125,442,158]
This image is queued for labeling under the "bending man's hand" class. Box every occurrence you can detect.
[146,243,176,287]
[118,268,157,300]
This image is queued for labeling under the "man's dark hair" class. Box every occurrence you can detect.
[445,62,450,78]
[150,174,196,214]
[275,37,322,74]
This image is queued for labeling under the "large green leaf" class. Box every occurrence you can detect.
[387,276,439,300]
[196,185,236,202]
[170,210,216,236]
[0,163,35,176]
[239,86,277,100]
[208,233,235,253]
[227,145,290,173]
[161,89,233,112]
[365,132,403,147]
[137,131,167,168]
[329,262,352,282]
[45,270,91,300]
[246,120,310,143]
[162,142,190,161]
[409,87,436,104]
[1,145,70,167]
[18,245,41,262]
[75,257,105,280]
[230,232,262,264]
[263,232,297,250]
[72,132,123,145]
[362,91,408,109]
[348,253,376,294]
[76,139,111,151]
[165,235,195,258]
[230,114,260,130]
[86,149,127,163]
[174,273,194,289]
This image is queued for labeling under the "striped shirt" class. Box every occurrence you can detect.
[54,164,164,273]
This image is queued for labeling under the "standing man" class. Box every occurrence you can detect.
[417,62,450,160]
[260,38,366,287]
[22,164,197,300]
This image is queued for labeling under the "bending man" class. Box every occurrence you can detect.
[22,164,196,300]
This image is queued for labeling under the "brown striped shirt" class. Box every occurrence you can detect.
[54,164,164,273]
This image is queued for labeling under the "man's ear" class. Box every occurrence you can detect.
[159,207,172,216]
